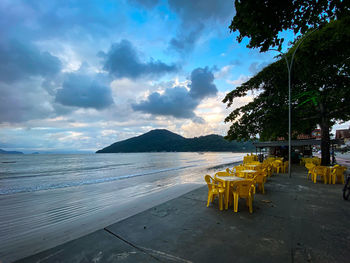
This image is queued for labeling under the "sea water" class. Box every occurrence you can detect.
[0,152,244,195]
[0,152,245,262]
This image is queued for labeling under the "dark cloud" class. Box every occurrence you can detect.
[132,87,197,119]
[0,39,61,83]
[169,24,204,54]
[189,67,217,100]
[0,1,126,43]
[167,0,234,53]
[55,73,114,109]
[0,80,55,123]
[132,67,217,121]
[167,0,233,24]
[100,40,178,79]
[128,0,234,54]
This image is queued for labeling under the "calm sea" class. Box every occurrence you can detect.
[0,152,245,262]
[0,152,244,195]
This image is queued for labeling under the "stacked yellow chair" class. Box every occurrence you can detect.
[204,175,225,210]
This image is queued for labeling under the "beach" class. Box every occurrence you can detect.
[0,152,244,262]
[17,164,350,263]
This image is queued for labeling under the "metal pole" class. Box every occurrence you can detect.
[269,28,317,178]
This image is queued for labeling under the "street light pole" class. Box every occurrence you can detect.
[269,29,317,178]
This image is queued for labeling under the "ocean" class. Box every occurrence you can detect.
[0,152,245,262]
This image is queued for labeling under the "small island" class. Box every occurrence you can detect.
[96,129,254,153]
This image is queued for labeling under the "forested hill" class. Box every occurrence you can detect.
[96,129,254,153]
[0,149,24,154]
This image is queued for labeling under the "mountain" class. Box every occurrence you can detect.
[96,129,254,153]
[0,149,24,154]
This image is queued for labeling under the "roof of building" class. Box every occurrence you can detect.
[253,139,342,148]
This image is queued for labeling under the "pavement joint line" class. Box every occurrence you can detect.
[103,227,161,262]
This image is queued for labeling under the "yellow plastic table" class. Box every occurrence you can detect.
[241,169,257,179]
[215,176,244,210]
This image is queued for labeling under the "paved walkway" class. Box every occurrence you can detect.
[16,166,350,263]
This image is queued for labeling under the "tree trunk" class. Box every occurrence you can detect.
[319,103,330,166]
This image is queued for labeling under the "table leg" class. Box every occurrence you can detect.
[225,183,230,210]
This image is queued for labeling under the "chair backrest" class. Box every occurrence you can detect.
[272,160,282,168]
[204,175,214,191]
[235,166,244,171]
[215,171,230,177]
[314,166,327,175]
[305,163,315,171]
[234,179,255,197]
[254,170,267,183]
[332,165,347,176]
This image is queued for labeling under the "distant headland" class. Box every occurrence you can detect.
[0,149,24,154]
[96,129,254,153]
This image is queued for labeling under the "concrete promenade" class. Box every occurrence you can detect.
[17,165,350,263]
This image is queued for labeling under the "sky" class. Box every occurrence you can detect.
[0,0,348,153]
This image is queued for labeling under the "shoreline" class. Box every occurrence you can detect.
[0,159,242,263]
[18,164,350,263]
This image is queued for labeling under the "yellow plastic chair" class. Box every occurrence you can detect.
[312,166,328,184]
[330,165,347,184]
[272,160,282,174]
[261,163,272,177]
[282,161,289,173]
[312,157,321,166]
[234,166,245,178]
[305,163,316,180]
[225,168,234,175]
[215,171,231,177]
[204,175,225,210]
[232,179,255,213]
[254,170,267,194]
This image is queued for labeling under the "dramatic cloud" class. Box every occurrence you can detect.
[132,87,198,119]
[100,40,178,79]
[189,67,217,100]
[55,73,114,109]
[0,39,61,83]
[132,67,217,121]
[167,0,234,53]
[0,79,55,123]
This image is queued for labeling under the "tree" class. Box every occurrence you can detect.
[224,18,350,165]
[230,0,349,51]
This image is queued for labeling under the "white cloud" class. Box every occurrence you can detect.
[226,74,251,86]
[214,65,233,79]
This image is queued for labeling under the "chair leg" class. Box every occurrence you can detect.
[233,193,239,212]
[219,194,223,211]
[249,197,253,214]
[207,192,212,207]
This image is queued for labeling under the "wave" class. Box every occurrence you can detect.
[0,162,133,180]
[0,164,197,195]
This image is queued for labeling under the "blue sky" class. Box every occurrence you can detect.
[0,0,348,153]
